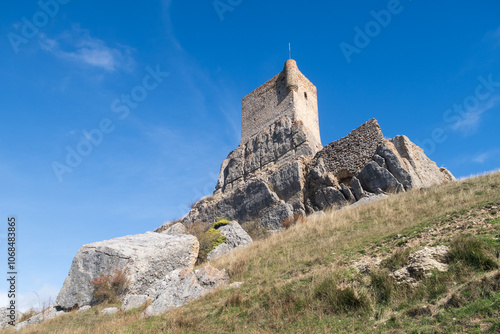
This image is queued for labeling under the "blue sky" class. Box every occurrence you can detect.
[0,0,499,310]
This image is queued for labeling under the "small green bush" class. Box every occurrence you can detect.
[90,269,128,305]
[213,219,230,230]
[448,235,498,271]
[197,227,227,264]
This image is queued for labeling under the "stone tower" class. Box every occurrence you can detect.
[241,59,322,152]
[214,59,323,194]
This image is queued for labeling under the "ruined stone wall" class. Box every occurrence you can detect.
[314,119,384,181]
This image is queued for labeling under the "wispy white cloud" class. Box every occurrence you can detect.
[451,97,499,135]
[39,26,135,72]
[472,148,500,164]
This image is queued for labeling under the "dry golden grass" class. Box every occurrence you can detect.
[9,171,500,333]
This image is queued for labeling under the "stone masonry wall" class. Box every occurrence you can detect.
[314,119,384,181]
[241,72,293,146]
[293,70,321,152]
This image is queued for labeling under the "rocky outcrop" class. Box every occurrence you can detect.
[215,117,316,194]
[144,265,228,317]
[380,136,455,189]
[121,295,151,311]
[161,222,188,236]
[358,161,405,194]
[169,119,454,231]
[56,232,199,309]
[207,221,253,261]
[313,187,347,211]
[392,246,450,285]
[183,178,295,230]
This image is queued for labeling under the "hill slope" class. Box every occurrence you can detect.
[11,172,500,333]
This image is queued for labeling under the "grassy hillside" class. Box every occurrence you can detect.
[10,172,500,333]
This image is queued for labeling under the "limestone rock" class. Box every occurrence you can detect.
[384,136,455,189]
[121,295,151,311]
[350,193,387,208]
[215,117,317,193]
[76,305,91,313]
[406,246,450,278]
[308,158,337,190]
[350,177,365,201]
[0,307,21,329]
[268,160,307,214]
[195,265,229,289]
[101,307,118,315]
[164,118,455,232]
[392,246,450,284]
[376,145,413,190]
[162,223,188,236]
[56,232,199,309]
[144,266,228,317]
[372,154,387,169]
[207,221,253,261]
[185,179,294,230]
[340,183,355,202]
[14,306,65,331]
[358,161,404,194]
[313,187,347,210]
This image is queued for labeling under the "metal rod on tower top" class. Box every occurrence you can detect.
[289,43,291,59]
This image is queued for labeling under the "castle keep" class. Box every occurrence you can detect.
[241,59,321,152]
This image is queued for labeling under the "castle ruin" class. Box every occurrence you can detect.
[162,59,455,230]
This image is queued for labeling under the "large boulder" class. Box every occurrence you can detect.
[358,161,405,194]
[56,232,199,309]
[313,187,347,210]
[350,176,365,201]
[207,221,253,261]
[144,265,228,317]
[381,136,455,188]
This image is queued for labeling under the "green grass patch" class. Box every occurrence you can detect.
[448,235,498,271]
